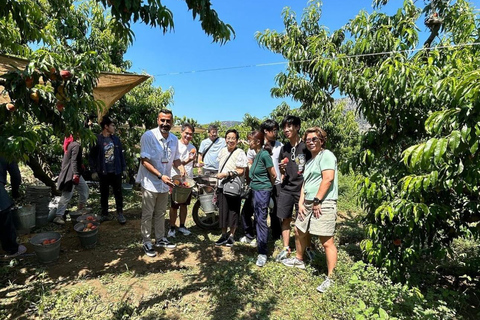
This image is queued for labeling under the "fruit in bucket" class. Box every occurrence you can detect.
[174,180,180,186]
[49,239,57,244]
[182,181,190,187]
[42,240,50,245]
[91,225,97,230]
[86,216,95,221]
[87,223,93,228]
[42,238,57,245]
[83,227,92,232]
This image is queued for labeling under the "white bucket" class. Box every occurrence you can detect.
[199,193,216,213]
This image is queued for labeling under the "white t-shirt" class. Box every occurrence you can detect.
[216,147,248,187]
[136,129,181,193]
[171,141,195,178]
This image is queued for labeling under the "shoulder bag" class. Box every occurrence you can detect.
[219,149,244,197]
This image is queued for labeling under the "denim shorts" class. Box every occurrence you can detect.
[295,200,337,236]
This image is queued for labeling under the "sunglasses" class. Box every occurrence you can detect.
[305,137,320,143]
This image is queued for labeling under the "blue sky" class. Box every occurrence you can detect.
[124,0,476,124]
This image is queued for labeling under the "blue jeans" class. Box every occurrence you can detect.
[253,189,271,255]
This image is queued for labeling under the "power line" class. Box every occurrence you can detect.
[151,42,480,77]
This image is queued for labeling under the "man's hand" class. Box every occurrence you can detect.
[91,172,99,181]
[73,175,80,185]
[160,175,175,188]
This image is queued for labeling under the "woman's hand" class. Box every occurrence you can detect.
[312,203,322,218]
[297,203,306,221]
[215,172,228,179]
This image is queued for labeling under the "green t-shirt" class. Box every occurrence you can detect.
[303,149,338,200]
[249,149,274,191]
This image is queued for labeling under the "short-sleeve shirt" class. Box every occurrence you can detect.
[279,141,311,194]
[303,149,338,201]
[246,140,283,185]
[249,149,274,191]
[135,128,181,193]
[199,137,226,170]
[217,147,248,187]
[171,141,195,178]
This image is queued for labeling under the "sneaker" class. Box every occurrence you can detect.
[215,234,229,246]
[167,229,176,238]
[53,216,65,225]
[117,213,126,225]
[317,277,334,293]
[3,245,27,259]
[178,226,191,236]
[143,242,157,257]
[275,247,291,262]
[155,237,176,249]
[99,214,112,223]
[239,236,256,247]
[282,257,306,269]
[256,254,267,267]
[225,236,235,247]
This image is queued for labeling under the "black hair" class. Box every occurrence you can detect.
[100,116,113,129]
[208,124,218,132]
[281,115,301,129]
[248,130,272,155]
[158,109,173,117]
[260,119,279,132]
[181,122,195,133]
[225,129,239,140]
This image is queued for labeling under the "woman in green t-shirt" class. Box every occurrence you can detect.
[248,130,277,267]
[281,127,338,293]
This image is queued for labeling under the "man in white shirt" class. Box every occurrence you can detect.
[197,125,226,176]
[168,123,196,238]
[136,110,186,257]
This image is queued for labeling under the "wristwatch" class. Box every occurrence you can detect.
[313,197,323,205]
[158,174,163,180]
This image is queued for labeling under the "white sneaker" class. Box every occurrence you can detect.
[167,229,176,238]
[178,226,191,236]
[256,254,267,267]
[240,236,256,247]
[317,277,334,293]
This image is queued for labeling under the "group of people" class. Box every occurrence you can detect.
[134,110,338,293]
[1,109,338,293]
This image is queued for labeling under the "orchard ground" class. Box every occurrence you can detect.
[0,175,479,319]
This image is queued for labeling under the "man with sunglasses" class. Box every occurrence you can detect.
[275,115,311,261]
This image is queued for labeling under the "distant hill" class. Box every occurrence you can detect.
[220,121,241,127]
[335,97,370,132]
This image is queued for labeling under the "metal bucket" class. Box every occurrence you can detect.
[69,211,83,223]
[13,204,36,231]
[74,222,99,249]
[199,193,216,213]
[30,232,61,263]
[171,175,195,204]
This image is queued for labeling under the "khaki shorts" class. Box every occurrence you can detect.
[295,200,337,236]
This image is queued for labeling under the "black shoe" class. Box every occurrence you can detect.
[99,215,112,223]
[215,234,229,246]
[143,242,157,257]
[225,236,235,247]
[117,213,126,225]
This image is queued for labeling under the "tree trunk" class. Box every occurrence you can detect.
[26,156,60,195]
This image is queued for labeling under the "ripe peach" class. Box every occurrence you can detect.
[87,223,93,228]
[60,70,72,80]
[190,148,196,154]
[393,239,401,246]
[49,239,57,244]
[56,102,64,112]
[42,240,50,245]
[25,77,34,88]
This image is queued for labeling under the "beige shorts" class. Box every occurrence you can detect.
[295,200,337,236]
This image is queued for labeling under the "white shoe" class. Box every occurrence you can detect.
[256,254,267,267]
[240,236,256,247]
[178,226,191,236]
[167,229,176,238]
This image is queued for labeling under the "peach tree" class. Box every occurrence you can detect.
[1,0,233,190]
[256,0,480,280]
